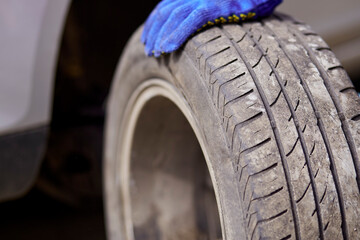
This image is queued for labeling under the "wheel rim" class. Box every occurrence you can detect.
[116,79,223,240]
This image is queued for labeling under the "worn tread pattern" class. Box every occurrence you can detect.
[184,13,360,239]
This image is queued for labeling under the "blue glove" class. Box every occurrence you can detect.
[141,0,282,57]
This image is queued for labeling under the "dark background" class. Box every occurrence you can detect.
[0,0,159,239]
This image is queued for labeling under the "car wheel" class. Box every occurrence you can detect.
[104,13,360,239]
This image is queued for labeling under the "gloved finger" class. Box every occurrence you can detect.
[141,0,183,44]
[143,0,184,46]
[252,0,282,17]
[143,0,283,56]
[158,6,216,55]
[157,0,282,54]
[155,0,259,55]
[214,0,254,14]
[141,11,158,44]
[153,1,198,56]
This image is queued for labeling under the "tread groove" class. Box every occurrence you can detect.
[316,47,332,51]
[340,87,356,93]
[310,142,316,156]
[294,99,300,111]
[252,34,263,47]
[238,164,248,183]
[303,32,318,36]
[225,89,254,106]
[247,186,284,211]
[203,46,230,81]
[246,26,326,239]
[252,54,264,68]
[328,65,344,71]
[225,115,233,132]
[269,58,279,76]
[264,22,352,239]
[211,58,238,75]
[286,138,299,157]
[351,114,360,121]
[288,99,300,121]
[293,28,360,238]
[274,58,280,68]
[302,124,307,133]
[281,235,292,240]
[270,90,282,107]
[195,35,222,50]
[251,209,288,240]
[296,182,311,203]
[228,115,264,150]
[187,17,360,239]
[240,137,271,156]
[312,208,317,217]
[217,72,246,107]
[324,221,330,231]
[251,162,278,177]
[247,211,258,228]
[221,25,301,240]
[243,163,278,200]
[234,111,264,131]
[205,46,230,65]
[236,32,247,43]
[314,168,320,178]
[320,185,327,204]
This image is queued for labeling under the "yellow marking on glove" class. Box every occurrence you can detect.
[196,12,256,33]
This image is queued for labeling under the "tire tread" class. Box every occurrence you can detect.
[184,13,360,239]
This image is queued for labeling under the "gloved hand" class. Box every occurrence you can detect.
[141,0,282,57]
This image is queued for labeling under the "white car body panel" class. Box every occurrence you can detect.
[0,0,70,135]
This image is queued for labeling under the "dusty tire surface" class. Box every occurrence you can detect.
[105,13,360,240]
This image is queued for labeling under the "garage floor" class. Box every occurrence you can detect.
[0,188,106,240]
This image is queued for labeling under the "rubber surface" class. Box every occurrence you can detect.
[184,14,360,239]
[105,13,360,239]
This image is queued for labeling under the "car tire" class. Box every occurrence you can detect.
[104,13,360,239]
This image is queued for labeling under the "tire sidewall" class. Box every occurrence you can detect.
[104,27,247,240]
